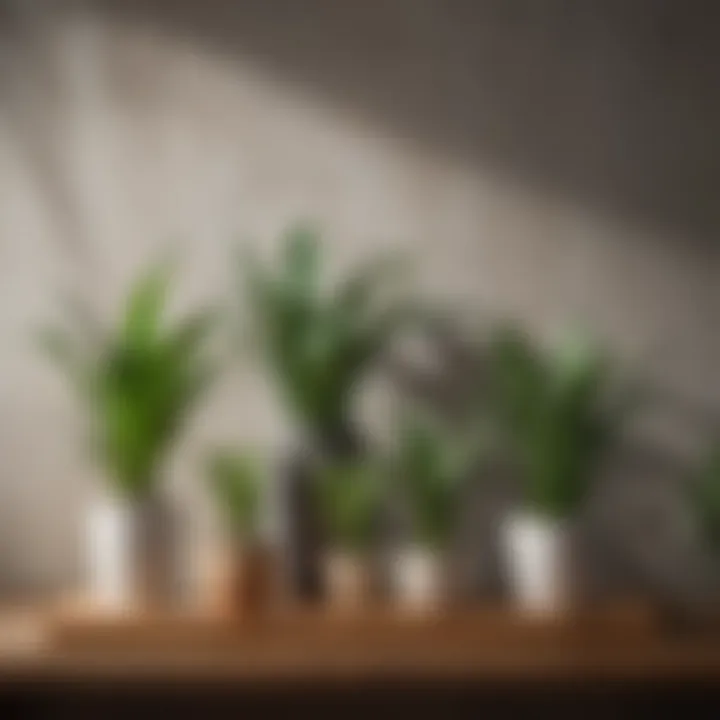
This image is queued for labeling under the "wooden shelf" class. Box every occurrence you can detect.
[47,601,659,650]
[2,602,720,685]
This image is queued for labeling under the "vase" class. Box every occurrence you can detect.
[219,542,275,618]
[500,511,576,615]
[323,550,376,611]
[85,490,178,611]
[391,545,449,613]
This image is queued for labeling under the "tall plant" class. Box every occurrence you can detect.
[240,224,411,453]
[39,264,215,498]
[488,324,631,519]
[394,409,480,550]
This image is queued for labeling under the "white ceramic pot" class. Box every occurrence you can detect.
[85,492,178,610]
[500,512,575,615]
[323,551,375,611]
[392,546,447,613]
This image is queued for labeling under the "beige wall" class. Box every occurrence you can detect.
[0,1,718,597]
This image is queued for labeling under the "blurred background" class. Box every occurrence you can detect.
[0,0,718,608]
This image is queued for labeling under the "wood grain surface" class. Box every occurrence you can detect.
[1,602,719,685]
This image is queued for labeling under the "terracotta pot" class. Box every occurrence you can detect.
[213,543,275,618]
[323,551,376,611]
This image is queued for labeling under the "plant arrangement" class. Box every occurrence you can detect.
[207,449,263,543]
[39,262,215,498]
[239,224,412,456]
[488,324,631,519]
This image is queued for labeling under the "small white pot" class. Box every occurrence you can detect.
[500,512,575,615]
[85,492,178,610]
[391,546,447,613]
[323,551,375,611]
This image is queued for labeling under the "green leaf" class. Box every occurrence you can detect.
[394,409,477,548]
[690,447,720,552]
[488,322,629,519]
[165,309,216,361]
[282,223,321,300]
[315,461,384,552]
[207,449,263,538]
[121,261,173,350]
[39,262,215,499]
[238,224,415,441]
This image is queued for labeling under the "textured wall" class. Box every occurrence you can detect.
[0,0,718,600]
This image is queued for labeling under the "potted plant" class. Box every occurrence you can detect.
[687,447,720,594]
[390,409,479,613]
[314,461,384,611]
[691,444,720,525]
[488,324,632,615]
[206,449,274,617]
[239,224,413,598]
[39,263,214,610]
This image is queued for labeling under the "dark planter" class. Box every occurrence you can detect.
[279,422,363,601]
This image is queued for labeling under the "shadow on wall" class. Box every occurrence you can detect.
[2,0,718,600]
[99,0,720,254]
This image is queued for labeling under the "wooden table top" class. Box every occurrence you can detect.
[1,603,720,685]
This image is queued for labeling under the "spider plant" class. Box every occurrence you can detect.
[239,224,412,456]
[488,324,632,519]
[394,408,481,550]
[207,449,263,542]
[38,263,215,499]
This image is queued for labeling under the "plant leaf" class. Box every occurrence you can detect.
[122,261,173,350]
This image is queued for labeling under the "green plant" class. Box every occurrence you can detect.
[240,224,413,447]
[488,324,631,519]
[689,446,720,553]
[394,409,480,549]
[207,449,263,541]
[314,461,384,554]
[38,263,215,498]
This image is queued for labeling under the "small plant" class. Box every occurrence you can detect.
[38,262,215,498]
[394,409,479,550]
[314,461,384,554]
[688,446,720,553]
[239,224,413,452]
[207,449,263,542]
[488,324,633,519]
